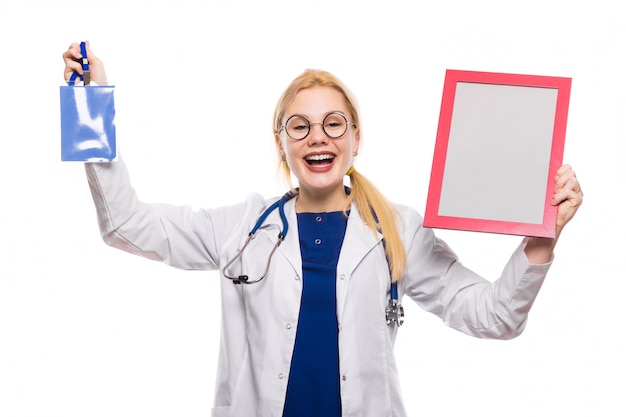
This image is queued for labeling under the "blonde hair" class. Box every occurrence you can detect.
[273,69,406,281]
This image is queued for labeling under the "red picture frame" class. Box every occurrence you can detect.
[424,69,572,238]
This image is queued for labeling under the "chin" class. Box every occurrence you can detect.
[300,177,344,192]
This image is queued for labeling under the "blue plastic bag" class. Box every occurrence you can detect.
[60,85,116,162]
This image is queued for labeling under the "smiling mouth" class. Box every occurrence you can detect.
[305,153,335,165]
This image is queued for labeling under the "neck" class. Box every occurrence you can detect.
[295,186,349,213]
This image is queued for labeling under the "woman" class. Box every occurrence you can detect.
[63,42,583,417]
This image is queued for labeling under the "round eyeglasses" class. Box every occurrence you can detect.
[280,112,356,141]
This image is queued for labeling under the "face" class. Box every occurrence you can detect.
[275,86,360,198]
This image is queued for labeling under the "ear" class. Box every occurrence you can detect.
[352,128,361,156]
[275,133,285,159]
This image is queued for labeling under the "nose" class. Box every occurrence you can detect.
[307,122,328,144]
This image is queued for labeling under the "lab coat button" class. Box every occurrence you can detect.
[279,373,284,379]
[295,274,300,281]
[286,323,292,330]
[340,274,346,280]
[342,375,347,381]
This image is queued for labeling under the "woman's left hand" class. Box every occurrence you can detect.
[523,164,582,263]
[552,164,583,234]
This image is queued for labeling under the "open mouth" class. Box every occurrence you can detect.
[305,153,335,165]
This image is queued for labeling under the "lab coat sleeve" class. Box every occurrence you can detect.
[399,206,552,339]
[84,155,258,271]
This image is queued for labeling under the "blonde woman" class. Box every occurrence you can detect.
[62,42,583,417]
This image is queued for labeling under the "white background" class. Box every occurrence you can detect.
[1,0,624,416]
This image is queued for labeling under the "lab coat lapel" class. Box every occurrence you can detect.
[336,205,383,323]
[263,198,383,322]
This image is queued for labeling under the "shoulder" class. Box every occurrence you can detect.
[388,202,440,251]
[201,192,286,243]
[208,192,282,219]
[392,202,424,230]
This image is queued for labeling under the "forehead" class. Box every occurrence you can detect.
[285,86,349,118]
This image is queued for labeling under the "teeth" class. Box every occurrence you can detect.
[305,154,334,161]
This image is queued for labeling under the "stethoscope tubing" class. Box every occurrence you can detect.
[220,190,403,325]
[221,191,294,284]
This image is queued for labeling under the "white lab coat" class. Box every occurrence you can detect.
[85,157,552,417]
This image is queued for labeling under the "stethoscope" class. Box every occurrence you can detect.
[221,190,405,327]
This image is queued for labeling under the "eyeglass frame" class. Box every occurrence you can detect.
[279,111,357,141]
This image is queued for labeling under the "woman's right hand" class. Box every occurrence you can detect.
[62,41,107,85]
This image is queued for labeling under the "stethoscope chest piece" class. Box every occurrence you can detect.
[385,297,404,326]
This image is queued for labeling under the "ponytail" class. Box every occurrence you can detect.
[346,169,406,282]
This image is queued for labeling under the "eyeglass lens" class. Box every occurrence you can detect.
[285,112,348,140]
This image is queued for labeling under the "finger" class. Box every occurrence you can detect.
[555,164,572,178]
[554,164,573,183]
[62,43,86,82]
[62,42,82,62]
[553,165,577,193]
[63,58,85,81]
[553,175,583,206]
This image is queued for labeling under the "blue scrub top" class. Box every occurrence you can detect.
[282,211,348,417]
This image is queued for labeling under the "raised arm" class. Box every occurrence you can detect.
[61,42,223,271]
